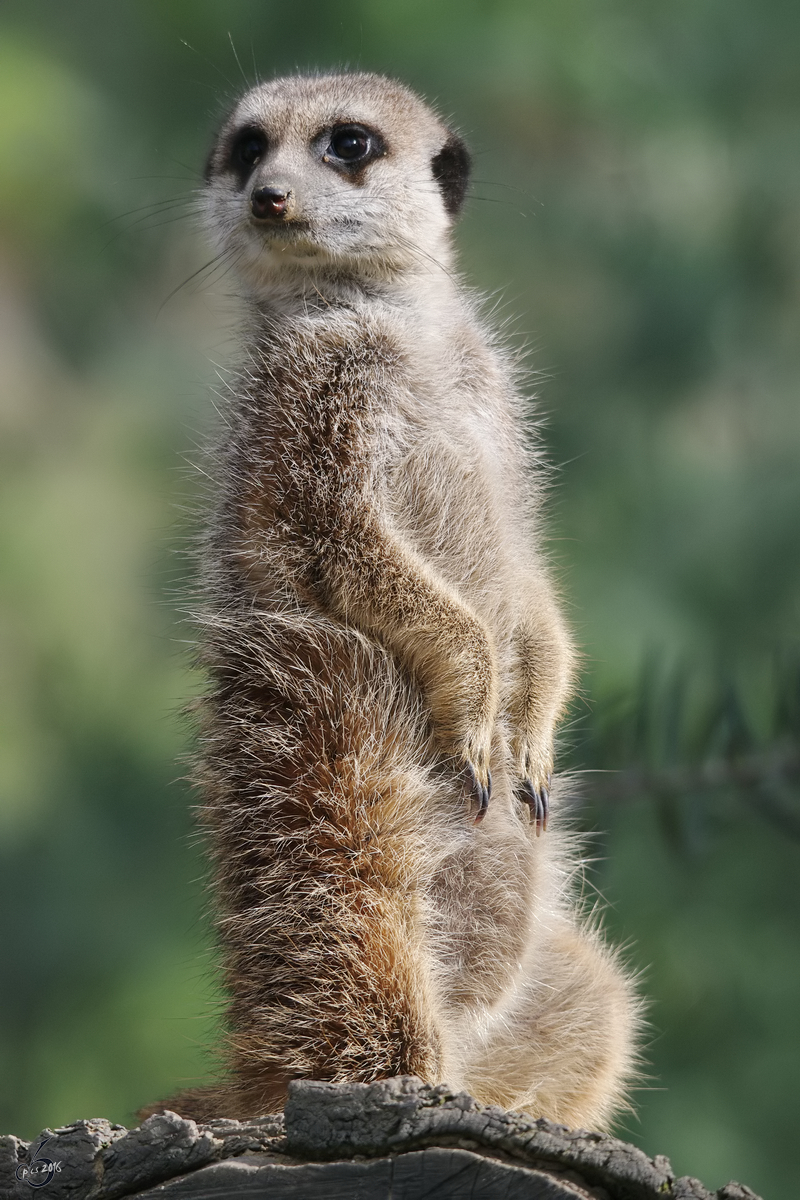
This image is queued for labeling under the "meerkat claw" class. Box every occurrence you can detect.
[464,762,491,821]
[483,768,492,819]
[538,785,549,833]
[517,779,549,835]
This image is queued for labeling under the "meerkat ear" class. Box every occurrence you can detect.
[431,131,471,218]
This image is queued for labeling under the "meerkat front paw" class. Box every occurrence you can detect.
[448,715,494,822]
[423,642,497,822]
[512,744,553,835]
[454,677,497,822]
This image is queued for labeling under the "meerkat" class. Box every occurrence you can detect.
[141,71,638,1130]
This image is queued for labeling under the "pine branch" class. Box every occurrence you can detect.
[578,745,800,805]
[566,651,800,839]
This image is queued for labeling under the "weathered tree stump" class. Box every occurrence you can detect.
[1,1076,762,1199]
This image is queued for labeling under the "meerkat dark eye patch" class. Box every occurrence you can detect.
[432,132,471,218]
[232,128,267,168]
[226,126,268,187]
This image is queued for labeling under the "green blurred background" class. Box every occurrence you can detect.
[1,2,798,1196]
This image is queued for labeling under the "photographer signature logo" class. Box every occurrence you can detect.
[15,1137,62,1189]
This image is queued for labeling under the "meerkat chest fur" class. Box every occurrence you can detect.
[223,290,527,621]
[173,71,639,1131]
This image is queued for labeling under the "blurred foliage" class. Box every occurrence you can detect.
[0,3,798,1197]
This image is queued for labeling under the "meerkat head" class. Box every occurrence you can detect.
[203,72,470,290]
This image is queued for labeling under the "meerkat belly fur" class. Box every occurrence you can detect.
[145,72,638,1128]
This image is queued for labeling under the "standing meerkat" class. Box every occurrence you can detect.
[143,71,638,1129]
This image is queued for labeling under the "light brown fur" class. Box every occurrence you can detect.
[140,72,638,1130]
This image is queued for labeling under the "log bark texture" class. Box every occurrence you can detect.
[1,1076,762,1200]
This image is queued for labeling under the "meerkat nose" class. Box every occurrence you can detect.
[251,186,291,219]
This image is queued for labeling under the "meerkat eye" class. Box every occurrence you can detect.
[328,124,372,162]
[231,129,267,170]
